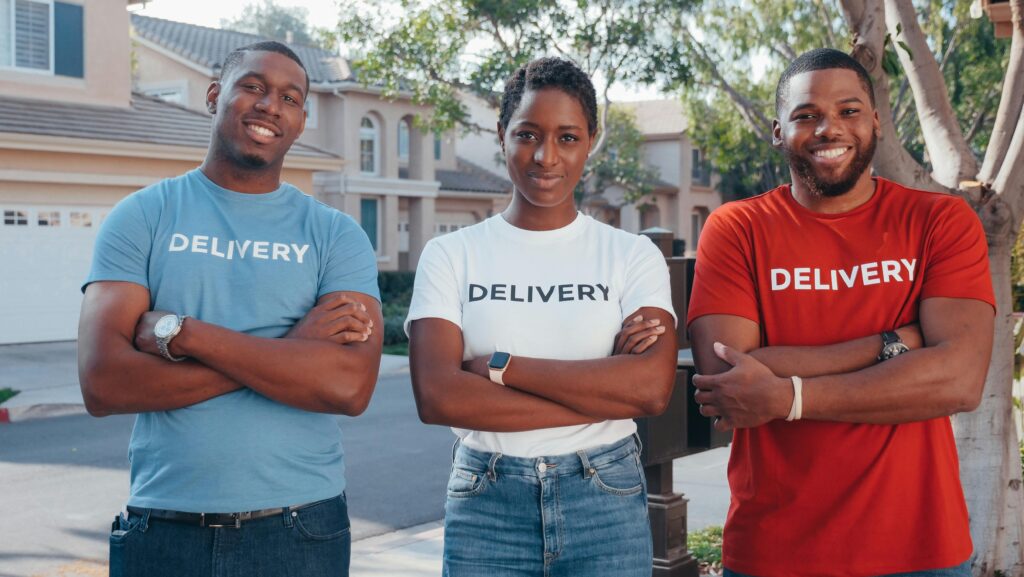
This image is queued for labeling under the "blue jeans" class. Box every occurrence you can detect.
[108,494,350,577]
[723,559,972,577]
[443,435,653,577]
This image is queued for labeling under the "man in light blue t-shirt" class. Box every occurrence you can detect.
[78,40,382,577]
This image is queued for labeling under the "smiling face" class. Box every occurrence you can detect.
[773,68,880,202]
[498,88,593,225]
[206,50,307,175]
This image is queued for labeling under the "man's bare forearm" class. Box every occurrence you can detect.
[172,317,381,415]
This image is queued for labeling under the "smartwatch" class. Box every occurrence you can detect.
[488,351,512,385]
[877,330,909,361]
[154,314,189,362]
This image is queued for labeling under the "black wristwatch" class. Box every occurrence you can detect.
[877,331,909,361]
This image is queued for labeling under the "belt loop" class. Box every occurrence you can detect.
[138,508,151,533]
[578,449,595,478]
[632,432,643,457]
[283,505,295,528]
[487,452,502,482]
[451,438,461,463]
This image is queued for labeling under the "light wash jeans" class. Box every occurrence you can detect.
[724,559,972,577]
[109,494,351,577]
[443,434,653,577]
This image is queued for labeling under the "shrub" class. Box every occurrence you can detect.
[379,271,415,345]
[688,525,723,570]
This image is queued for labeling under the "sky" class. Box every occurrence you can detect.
[129,0,663,102]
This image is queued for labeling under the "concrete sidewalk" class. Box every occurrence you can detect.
[0,341,410,422]
[0,341,729,575]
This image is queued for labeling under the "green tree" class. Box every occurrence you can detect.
[679,1,1023,573]
[221,0,315,46]
[330,0,696,143]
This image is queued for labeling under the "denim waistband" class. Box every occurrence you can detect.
[452,434,641,479]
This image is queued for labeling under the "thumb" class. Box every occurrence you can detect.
[713,342,745,366]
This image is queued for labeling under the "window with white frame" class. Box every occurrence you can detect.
[398,119,410,163]
[37,210,59,226]
[0,0,51,72]
[359,116,379,175]
[70,211,91,228]
[304,93,317,129]
[3,209,27,225]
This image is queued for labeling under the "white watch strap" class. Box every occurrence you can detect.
[786,375,803,421]
[489,367,506,386]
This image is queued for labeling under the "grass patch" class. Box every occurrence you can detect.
[382,342,409,356]
[688,525,723,572]
[0,388,20,405]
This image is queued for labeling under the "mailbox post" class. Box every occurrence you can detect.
[637,231,731,576]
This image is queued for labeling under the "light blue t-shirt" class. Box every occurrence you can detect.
[85,169,379,512]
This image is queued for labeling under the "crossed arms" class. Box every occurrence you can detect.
[409,307,678,432]
[690,296,993,430]
[78,280,383,417]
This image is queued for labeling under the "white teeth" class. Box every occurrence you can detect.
[247,124,274,137]
[814,148,848,159]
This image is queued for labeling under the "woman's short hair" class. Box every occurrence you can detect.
[499,57,598,136]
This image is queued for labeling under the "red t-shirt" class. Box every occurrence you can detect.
[687,178,994,576]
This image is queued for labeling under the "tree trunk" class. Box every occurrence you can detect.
[953,230,1024,577]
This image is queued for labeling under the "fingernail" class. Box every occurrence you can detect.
[360,304,367,311]
[633,315,643,323]
[655,326,665,333]
[362,334,368,341]
[648,335,657,341]
[649,319,661,326]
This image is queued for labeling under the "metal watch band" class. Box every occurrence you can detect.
[158,315,189,362]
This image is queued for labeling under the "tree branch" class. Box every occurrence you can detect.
[981,0,1024,183]
[815,0,840,48]
[964,88,997,144]
[589,83,613,158]
[839,0,942,192]
[884,0,977,188]
[684,27,773,142]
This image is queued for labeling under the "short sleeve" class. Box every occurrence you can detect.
[405,239,463,336]
[319,213,381,301]
[620,236,677,326]
[82,193,152,292]
[920,198,995,308]
[686,208,761,327]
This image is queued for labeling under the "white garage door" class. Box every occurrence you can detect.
[0,205,107,344]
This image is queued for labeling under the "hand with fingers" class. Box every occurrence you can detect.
[286,294,374,345]
[692,342,793,431]
[614,315,666,355]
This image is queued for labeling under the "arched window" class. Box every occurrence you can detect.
[359,117,379,175]
[398,120,410,163]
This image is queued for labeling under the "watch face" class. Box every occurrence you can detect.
[881,343,910,360]
[488,352,511,370]
[154,315,179,339]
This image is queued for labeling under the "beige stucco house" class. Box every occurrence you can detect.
[130,14,511,273]
[0,0,342,345]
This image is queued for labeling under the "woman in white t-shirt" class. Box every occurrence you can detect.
[406,57,678,577]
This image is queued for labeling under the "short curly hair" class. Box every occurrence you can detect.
[219,41,309,97]
[499,57,598,136]
[775,48,874,117]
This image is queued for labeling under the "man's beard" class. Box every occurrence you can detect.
[784,133,877,198]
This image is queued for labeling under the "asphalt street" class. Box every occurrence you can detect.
[0,373,454,577]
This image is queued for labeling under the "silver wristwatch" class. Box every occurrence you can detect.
[877,330,909,361]
[154,314,189,362]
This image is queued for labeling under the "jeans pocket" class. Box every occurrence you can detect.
[109,514,141,577]
[446,466,486,498]
[293,498,351,541]
[590,454,645,496]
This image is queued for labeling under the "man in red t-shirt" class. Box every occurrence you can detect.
[687,48,994,577]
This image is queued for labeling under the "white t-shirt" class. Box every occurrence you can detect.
[406,212,676,457]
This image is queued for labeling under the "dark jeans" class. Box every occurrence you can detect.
[109,494,350,577]
[723,559,971,577]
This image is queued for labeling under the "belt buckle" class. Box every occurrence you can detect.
[202,513,241,529]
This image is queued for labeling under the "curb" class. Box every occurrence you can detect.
[0,403,88,424]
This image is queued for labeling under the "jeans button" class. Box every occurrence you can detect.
[537,462,547,474]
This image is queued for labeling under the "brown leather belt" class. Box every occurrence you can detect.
[127,501,315,529]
